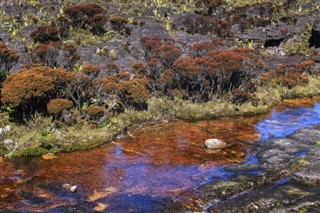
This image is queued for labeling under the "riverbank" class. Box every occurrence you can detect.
[1,76,320,158]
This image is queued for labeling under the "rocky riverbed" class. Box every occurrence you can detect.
[181,128,320,212]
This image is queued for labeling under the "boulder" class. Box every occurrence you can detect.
[205,139,227,149]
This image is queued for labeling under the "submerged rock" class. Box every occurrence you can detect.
[62,183,77,192]
[224,163,262,173]
[87,187,118,202]
[42,153,58,160]
[204,139,227,149]
[93,202,109,212]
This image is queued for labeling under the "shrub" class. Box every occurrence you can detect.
[131,63,145,77]
[90,14,108,35]
[0,42,19,84]
[154,45,182,68]
[183,15,215,35]
[1,65,75,120]
[95,75,148,110]
[231,89,250,104]
[83,105,105,119]
[65,64,101,109]
[64,3,106,28]
[159,48,263,101]
[32,42,79,70]
[47,98,73,116]
[118,78,148,109]
[0,42,19,71]
[110,16,128,32]
[81,64,100,77]
[195,0,226,16]
[30,26,60,43]
[140,37,163,60]
[190,38,226,57]
[56,16,71,38]
[260,64,309,89]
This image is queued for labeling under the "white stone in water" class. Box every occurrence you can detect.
[63,183,77,192]
[205,138,227,149]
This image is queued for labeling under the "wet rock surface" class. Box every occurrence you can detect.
[192,128,320,212]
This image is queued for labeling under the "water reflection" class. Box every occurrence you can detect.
[257,103,320,141]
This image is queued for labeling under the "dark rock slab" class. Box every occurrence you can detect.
[224,163,261,173]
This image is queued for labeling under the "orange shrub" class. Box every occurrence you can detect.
[83,105,105,119]
[47,98,73,114]
[1,65,75,119]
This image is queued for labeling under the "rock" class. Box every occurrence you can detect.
[62,183,77,192]
[292,147,320,184]
[3,139,15,151]
[259,149,291,172]
[87,187,118,202]
[204,139,227,149]
[4,125,11,133]
[93,202,109,212]
[224,163,262,173]
[42,153,58,160]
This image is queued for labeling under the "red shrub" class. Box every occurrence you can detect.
[91,14,108,35]
[183,15,215,35]
[159,48,263,101]
[140,37,162,60]
[231,89,250,104]
[154,45,182,68]
[132,63,145,77]
[32,42,79,70]
[64,3,106,28]
[30,26,60,43]
[56,16,71,38]
[147,58,163,80]
[190,38,227,57]
[110,16,128,32]
[260,64,309,88]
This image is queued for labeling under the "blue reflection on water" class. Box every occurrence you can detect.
[256,103,320,141]
[236,103,320,174]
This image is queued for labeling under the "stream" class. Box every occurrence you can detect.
[1,97,320,212]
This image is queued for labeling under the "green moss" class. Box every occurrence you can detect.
[5,147,57,158]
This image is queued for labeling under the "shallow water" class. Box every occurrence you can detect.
[1,97,320,212]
